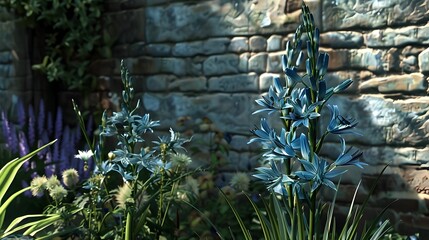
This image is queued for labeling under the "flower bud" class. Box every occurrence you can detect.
[62,168,79,188]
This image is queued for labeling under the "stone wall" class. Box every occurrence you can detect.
[94,0,429,235]
[2,0,429,236]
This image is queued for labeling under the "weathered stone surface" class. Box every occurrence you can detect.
[172,38,230,57]
[365,23,429,47]
[248,53,268,73]
[249,36,267,52]
[419,48,429,73]
[259,73,281,91]
[0,51,12,64]
[359,73,427,94]
[126,57,202,76]
[141,92,260,133]
[320,31,363,48]
[141,75,174,91]
[349,49,386,73]
[0,20,28,58]
[105,8,145,44]
[324,71,368,94]
[203,54,240,76]
[228,37,249,53]
[267,35,282,52]
[239,53,249,72]
[141,43,172,57]
[208,73,258,92]
[323,142,429,166]
[400,55,418,73]
[169,77,207,92]
[323,0,429,31]
[267,51,286,73]
[324,49,349,70]
[327,95,429,146]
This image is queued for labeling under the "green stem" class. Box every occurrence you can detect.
[125,211,132,240]
[308,189,318,240]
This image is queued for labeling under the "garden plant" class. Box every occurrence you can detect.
[224,3,394,240]
[1,61,195,239]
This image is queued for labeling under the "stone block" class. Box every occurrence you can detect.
[172,38,230,57]
[145,2,244,42]
[104,8,145,44]
[320,31,363,48]
[238,53,249,72]
[267,51,286,73]
[323,0,429,31]
[349,49,386,73]
[141,43,172,57]
[228,37,249,53]
[248,53,268,73]
[141,92,260,134]
[365,24,429,47]
[419,48,429,74]
[203,54,240,76]
[249,36,267,52]
[0,51,12,64]
[400,55,418,73]
[324,71,368,95]
[267,35,282,52]
[169,77,207,92]
[128,57,201,76]
[326,95,429,146]
[324,49,349,70]
[259,73,281,92]
[172,41,203,57]
[208,73,258,93]
[359,73,427,94]
[141,75,175,91]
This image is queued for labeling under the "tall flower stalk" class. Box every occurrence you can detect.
[244,3,389,239]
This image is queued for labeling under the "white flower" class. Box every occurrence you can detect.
[49,185,68,202]
[75,150,93,161]
[30,176,48,197]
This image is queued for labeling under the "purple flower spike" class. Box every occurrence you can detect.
[37,99,45,138]
[8,125,18,154]
[47,112,53,136]
[54,106,63,141]
[28,105,36,146]
[1,111,11,142]
[17,100,26,129]
[18,131,30,158]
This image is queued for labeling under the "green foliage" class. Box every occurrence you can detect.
[224,3,394,240]
[7,61,195,239]
[0,140,56,238]
[0,0,110,90]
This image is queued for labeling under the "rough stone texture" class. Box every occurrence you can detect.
[248,53,268,73]
[267,35,283,52]
[320,31,364,48]
[228,37,249,53]
[359,73,427,94]
[203,54,240,76]
[208,73,258,93]
[323,0,429,31]
[365,23,429,47]
[4,0,429,235]
[249,36,267,52]
[419,48,429,73]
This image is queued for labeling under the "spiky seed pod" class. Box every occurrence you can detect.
[62,168,79,188]
[49,185,68,201]
[46,175,61,190]
[30,176,48,197]
[230,172,251,192]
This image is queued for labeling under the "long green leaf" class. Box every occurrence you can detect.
[219,190,252,240]
[0,140,57,228]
